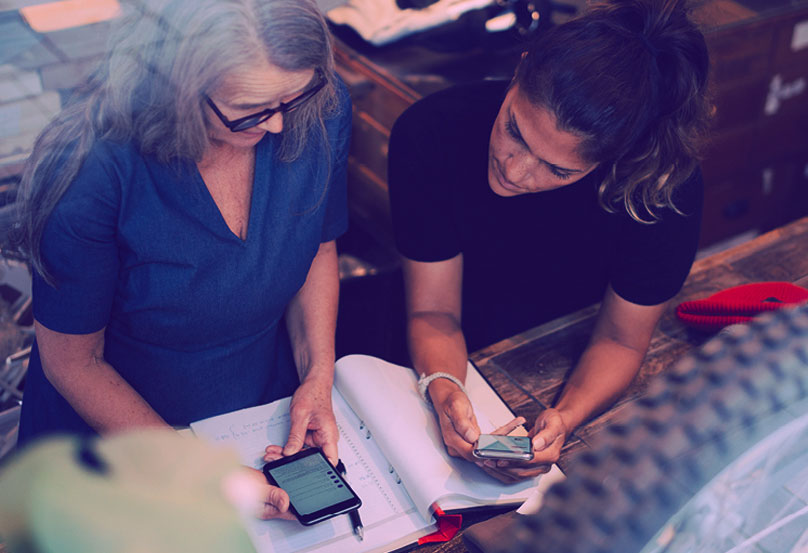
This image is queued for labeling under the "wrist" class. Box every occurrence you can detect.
[553,405,580,435]
[417,372,467,408]
[428,378,462,406]
[299,366,334,390]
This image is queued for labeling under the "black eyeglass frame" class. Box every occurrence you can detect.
[206,69,326,132]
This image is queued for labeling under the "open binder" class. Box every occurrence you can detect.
[190,354,565,553]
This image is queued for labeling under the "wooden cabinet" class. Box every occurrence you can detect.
[701,1,808,246]
[333,46,421,248]
[333,0,808,251]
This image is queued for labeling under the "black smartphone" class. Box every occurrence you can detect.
[472,434,534,461]
[262,448,362,526]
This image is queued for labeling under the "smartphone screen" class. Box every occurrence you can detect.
[263,448,361,525]
[473,434,534,460]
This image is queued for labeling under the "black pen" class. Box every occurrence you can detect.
[336,460,364,541]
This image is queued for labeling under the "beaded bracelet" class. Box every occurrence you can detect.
[417,372,468,407]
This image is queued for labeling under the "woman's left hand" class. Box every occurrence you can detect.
[264,376,339,465]
[476,408,568,483]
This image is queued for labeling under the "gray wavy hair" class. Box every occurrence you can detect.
[17,0,340,281]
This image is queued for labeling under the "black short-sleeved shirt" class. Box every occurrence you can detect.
[388,80,702,351]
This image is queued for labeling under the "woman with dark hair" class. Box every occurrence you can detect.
[389,0,711,481]
[16,0,349,517]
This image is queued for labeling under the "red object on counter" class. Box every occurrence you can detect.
[676,282,808,331]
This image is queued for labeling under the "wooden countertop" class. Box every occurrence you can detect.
[416,215,808,553]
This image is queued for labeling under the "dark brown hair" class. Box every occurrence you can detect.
[514,0,712,222]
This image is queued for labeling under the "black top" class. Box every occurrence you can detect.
[388,80,703,351]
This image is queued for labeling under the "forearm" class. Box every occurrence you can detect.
[408,311,468,404]
[554,338,646,431]
[35,321,168,434]
[44,355,168,434]
[285,240,339,386]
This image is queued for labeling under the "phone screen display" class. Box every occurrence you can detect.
[473,434,533,460]
[263,448,361,525]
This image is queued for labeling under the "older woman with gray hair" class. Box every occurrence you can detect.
[15,0,349,519]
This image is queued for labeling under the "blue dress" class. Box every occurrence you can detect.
[18,83,351,444]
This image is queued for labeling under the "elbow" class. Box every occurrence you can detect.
[408,310,462,333]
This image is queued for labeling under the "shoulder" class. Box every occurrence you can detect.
[79,139,142,183]
[325,73,353,127]
[58,138,152,213]
[670,165,704,217]
[394,80,508,137]
[390,80,507,166]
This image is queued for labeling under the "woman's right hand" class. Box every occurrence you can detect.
[432,383,482,461]
[431,381,533,483]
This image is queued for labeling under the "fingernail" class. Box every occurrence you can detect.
[464,429,478,443]
[484,460,496,468]
[533,437,546,450]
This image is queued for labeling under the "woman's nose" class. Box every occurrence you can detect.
[257,112,283,134]
[502,154,534,184]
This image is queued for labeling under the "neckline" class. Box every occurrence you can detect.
[193,139,266,245]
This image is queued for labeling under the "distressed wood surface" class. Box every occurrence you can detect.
[417,216,808,553]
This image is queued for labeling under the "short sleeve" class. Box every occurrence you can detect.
[388,98,461,262]
[610,168,704,305]
[320,77,351,243]
[33,144,122,334]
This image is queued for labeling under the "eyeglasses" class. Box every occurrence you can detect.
[206,69,326,132]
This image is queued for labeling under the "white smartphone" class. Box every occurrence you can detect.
[472,434,534,461]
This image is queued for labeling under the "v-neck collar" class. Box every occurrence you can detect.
[192,138,268,246]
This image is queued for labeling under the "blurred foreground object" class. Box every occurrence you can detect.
[0,430,257,553]
[464,304,808,553]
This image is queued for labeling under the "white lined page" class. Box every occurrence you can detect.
[334,355,550,520]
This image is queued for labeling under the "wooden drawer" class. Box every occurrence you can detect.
[700,161,796,247]
[772,10,808,72]
[703,104,808,182]
[349,108,391,187]
[709,7,808,133]
[711,75,770,131]
[336,46,419,131]
[346,155,395,248]
[701,126,756,183]
[350,80,413,133]
[706,23,775,85]
[754,103,808,160]
[336,43,422,249]
[763,153,808,231]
